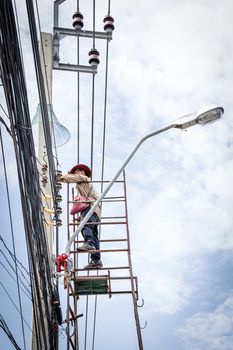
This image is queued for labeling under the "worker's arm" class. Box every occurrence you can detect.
[59,173,89,183]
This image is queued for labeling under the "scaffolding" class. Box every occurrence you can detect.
[64,171,143,349]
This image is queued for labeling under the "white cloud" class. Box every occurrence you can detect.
[1,1,233,349]
[176,295,233,350]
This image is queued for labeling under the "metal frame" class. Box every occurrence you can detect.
[53,0,112,73]
[65,172,144,349]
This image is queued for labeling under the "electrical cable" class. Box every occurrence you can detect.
[34,2,63,303]
[0,261,32,300]
[90,0,96,175]
[83,2,97,346]
[0,281,35,335]
[76,0,80,164]
[0,124,27,350]
[0,249,31,292]
[0,103,10,119]
[0,115,11,135]
[25,0,56,201]
[0,249,57,325]
[91,1,112,348]
[0,235,30,277]
[0,0,56,348]
[35,0,59,158]
[0,313,22,350]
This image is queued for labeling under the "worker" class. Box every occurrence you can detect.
[59,164,102,269]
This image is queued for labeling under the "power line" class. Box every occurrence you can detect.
[0,115,11,135]
[0,260,32,300]
[0,281,34,335]
[0,0,56,347]
[0,313,22,350]
[0,235,31,279]
[92,1,112,348]
[0,123,27,349]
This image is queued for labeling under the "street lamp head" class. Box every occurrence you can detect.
[196,105,224,125]
[173,104,224,129]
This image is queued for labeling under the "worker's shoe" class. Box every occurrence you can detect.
[84,260,103,269]
[78,242,96,251]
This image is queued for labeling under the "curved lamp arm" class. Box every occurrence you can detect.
[65,104,224,256]
[65,124,173,255]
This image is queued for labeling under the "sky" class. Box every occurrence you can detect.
[1,0,233,349]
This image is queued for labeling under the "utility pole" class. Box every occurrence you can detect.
[31,32,54,350]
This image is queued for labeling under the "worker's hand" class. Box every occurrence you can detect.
[75,216,81,223]
[58,175,67,183]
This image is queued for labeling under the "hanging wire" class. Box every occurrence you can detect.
[0,248,31,290]
[0,115,11,135]
[0,313,22,350]
[77,40,80,164]
[35,0,59,158]
[90,74,96,175]
[0,282,36,336]
[100,30,110,189]
[0,103,11,135]
[0,103,10,119]
[25,0,57,200]
[83,1,98,345]
[91,1,111,348]
[0,260,32,300]
[0,1,56,348]
[92,0,96,49]
[90,0,96,174]
[0,125,27,350]
[76,0,80,163]
[84,293,89,350]
[13,0,26,79]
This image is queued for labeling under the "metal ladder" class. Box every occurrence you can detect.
[65,171,143,349]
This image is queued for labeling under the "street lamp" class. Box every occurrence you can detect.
[173,104,224,129]
[65,104,224,255]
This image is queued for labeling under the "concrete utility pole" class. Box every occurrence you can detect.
[38,32,54,252]
[31,32,54,350]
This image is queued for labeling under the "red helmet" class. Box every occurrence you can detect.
[69,164,92,177]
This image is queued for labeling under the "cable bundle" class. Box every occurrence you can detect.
[0,0,58,348]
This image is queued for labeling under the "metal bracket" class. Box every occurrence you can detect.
[53,1,112,73]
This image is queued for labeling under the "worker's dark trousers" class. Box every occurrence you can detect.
[81,207,100,261]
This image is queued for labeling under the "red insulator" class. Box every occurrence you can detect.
[103,15,115,33]
[56,253,68,272]
[72,11,84,30]
[88,48,100,66]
